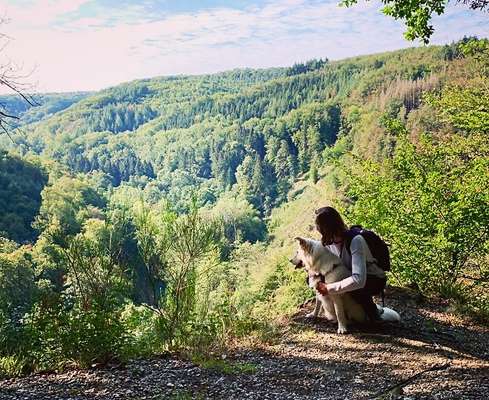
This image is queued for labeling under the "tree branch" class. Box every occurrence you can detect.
[372,363,450,399]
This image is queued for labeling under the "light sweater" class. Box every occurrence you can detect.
[325,235,386,295]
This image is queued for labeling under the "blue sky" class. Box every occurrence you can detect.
[0,0,488,92]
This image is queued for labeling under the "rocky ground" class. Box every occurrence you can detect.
[1,287,488,400]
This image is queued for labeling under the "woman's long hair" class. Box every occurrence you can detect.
[315,206,347,246]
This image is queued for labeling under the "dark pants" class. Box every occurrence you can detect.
[350,276,386,322]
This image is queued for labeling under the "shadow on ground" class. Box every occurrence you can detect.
[293,286,489,361]
[1,286,487,400]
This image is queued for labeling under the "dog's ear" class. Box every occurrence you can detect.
[294,237,312,253]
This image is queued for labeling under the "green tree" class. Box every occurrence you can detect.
[345,131,489,294]
[34,176,106,242]
[55,211,132,309]
[0,240,37,363]
[427,39,489,134]
[0,152,47,242]
[204,192,266,252]
[133,200,222,347]
[341,0,489,43]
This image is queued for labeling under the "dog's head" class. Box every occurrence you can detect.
[290,237,314,270]
[290,237,330,289]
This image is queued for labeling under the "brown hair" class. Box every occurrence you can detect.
[315,206,347,246]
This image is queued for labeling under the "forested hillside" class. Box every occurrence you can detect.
[0,152,47,242]
[0,92,89,128]
[0,39,488,379]
[3,46,453,215]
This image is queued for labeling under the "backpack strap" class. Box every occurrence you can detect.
[346,225,387,307]
[343,225,363,256]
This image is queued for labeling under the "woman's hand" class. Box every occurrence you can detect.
[316,282,328,296]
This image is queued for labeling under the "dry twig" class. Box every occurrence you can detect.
[372,363,450,399]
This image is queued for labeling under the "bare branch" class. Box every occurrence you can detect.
[0,77,37,106]
[372,363,450,399]
[0,17,39,138]
[0,120,15,142]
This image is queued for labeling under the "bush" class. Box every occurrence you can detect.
[22,300,128,370]
[343,132,489,299]
[0,244,37,360]
[120,304,163,358]
[0,355,30,378]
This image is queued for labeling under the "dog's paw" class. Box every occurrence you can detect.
[305,312,317,319]
[337,325,349,334]
[324,311,337,322]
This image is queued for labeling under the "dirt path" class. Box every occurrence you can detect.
[1,288,488,399]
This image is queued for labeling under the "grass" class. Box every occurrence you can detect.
[0,356,31,378]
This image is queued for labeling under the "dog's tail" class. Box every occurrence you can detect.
[377,305,401,322]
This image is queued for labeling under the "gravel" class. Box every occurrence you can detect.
[1,287,488,400]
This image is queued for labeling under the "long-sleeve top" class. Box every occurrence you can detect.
[325,235,386,294]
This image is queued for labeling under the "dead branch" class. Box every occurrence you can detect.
[0,18,39,141]
[372,363,450,399]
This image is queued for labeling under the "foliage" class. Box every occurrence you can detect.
[34,175,106,241]
[0,152,47,242]
[427,38,489,135]
[1,41,489,377]
[54,211,133,308]
[22,301,128,369]
[203,192,266,257]
[344,132,489,293]
[0,243,37,361]
[286,58,329,76]
[0,245,36,318]
[428,84,489,134]
[341,1,488,43]
[4,45,452,215]
[0,195,239,373]
[133,200,224,348]
[0,92,88,129]
[0,355,30,377]
[342,48,489,310]
[119,304,162,357]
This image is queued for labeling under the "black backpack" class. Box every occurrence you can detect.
[344,225,391,271]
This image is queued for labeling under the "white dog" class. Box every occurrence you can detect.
[291,237,400,333]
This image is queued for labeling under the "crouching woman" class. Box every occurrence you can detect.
[314,206,386,322]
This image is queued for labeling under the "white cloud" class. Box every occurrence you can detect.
[1,0,90,28]
[0,0,487,93]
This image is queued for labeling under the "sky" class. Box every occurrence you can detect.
[0,0,488,93]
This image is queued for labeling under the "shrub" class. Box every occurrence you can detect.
[343,132,489,298]
[0,355,30,378]
[23,300,128,369]
[120,304,163,357]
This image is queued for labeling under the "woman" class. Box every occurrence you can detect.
[314,206,386,322]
